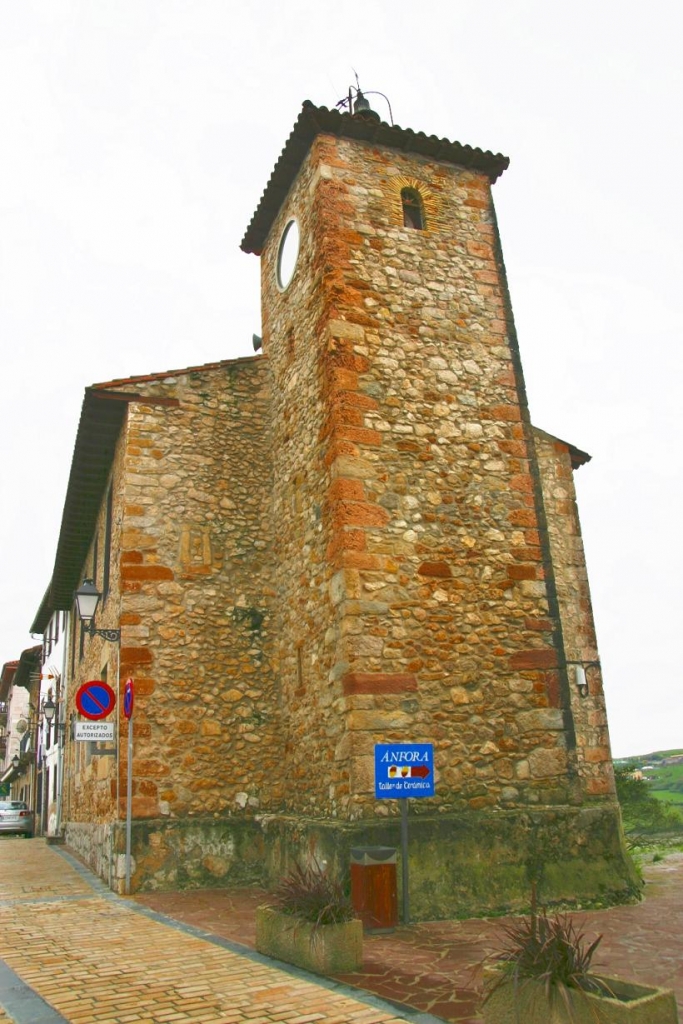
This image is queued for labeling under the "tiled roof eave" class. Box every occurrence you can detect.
[12,647,41,692]
[533,426,592,469]
[42,389,129,618]
[241,101,510,255]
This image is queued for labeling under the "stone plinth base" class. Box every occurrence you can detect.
[66,803,639,917]
[259,804,639,920]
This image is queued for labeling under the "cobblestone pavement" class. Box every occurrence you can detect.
[0,840,420,1024]
[137,853,683,1023]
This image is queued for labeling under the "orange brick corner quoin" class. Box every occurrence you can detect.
[343,672,418,696]
[509,648,559,670]
[119,647,153,670]
[120,564,175,582]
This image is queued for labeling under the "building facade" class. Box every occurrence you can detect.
[0,647,42,815]
[32,100,636,915]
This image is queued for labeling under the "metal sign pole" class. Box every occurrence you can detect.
[125,714,133,895]
[401,797,409,924]
[123,678,134,896]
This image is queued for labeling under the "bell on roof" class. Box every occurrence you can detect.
[352,89,380,123]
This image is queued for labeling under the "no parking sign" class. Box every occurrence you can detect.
[76,680,116,720]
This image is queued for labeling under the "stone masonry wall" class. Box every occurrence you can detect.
[116,358,278,820]
[66,357,280,843]
[534,428,616,798]
[260,133,586,823]
[260,143,344,819]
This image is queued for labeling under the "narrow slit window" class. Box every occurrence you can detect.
[401,188,424,230]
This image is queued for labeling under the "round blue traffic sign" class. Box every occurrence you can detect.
[76,680,116,721]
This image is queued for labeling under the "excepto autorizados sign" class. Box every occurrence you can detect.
[374,743,435,798]
[75,721,115,742]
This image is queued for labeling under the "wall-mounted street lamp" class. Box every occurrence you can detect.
[75,579,121,642]
[42,697,56,723]
[11,754,20,771]
[565,660,601,699]
[41,697,66,736]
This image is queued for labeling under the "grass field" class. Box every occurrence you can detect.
[652,789,683,805]
[649,762,683,783]
[647,762,683,803]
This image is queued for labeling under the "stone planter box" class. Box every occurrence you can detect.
[482,967,679,1024]
[255,905,363,975]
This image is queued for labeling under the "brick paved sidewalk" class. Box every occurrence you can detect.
[0,839,424,1024]
[137,853,683,1023]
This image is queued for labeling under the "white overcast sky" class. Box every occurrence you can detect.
[1,0,681,759]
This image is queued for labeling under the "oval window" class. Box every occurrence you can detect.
[276,219,300,290]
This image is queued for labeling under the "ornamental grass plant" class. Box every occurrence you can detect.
[256,860,362,974]
[484,885,612,1020]
[268,860,355,928]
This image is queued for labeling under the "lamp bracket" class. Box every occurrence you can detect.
[83,624,121,642]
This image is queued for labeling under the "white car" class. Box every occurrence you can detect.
[0,800,34,837]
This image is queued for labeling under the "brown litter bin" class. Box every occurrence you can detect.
[350,846,398,932]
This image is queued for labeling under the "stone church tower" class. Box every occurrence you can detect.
[37,94,635,912]
[241,97,635,916]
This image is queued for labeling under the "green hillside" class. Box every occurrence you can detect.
[637,748,683,762]
[648,762,683,804]
[616,748,683,765]
[614,749,683,809]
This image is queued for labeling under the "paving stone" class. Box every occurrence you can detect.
[3,839,681,1024]
[137,854,683,1024]
[0,841,411,1024]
